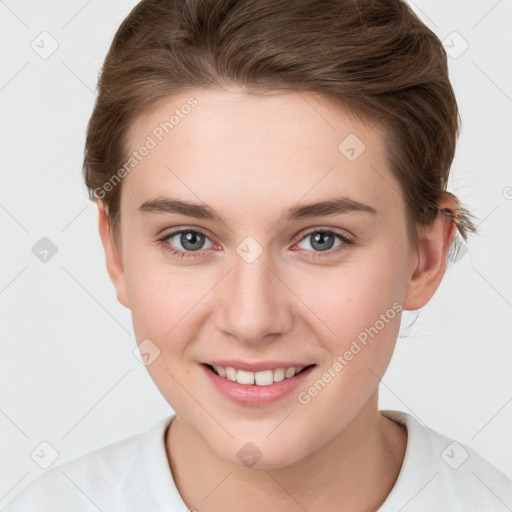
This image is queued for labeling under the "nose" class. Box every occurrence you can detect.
[215,249,293,344]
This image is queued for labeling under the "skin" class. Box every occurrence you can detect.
[98,88,457,511]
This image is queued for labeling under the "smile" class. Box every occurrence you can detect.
[201,360,317,406]
[207,364,313,386]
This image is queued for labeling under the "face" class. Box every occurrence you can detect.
[104,88,423,468]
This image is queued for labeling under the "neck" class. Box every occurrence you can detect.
[165,393,407,512]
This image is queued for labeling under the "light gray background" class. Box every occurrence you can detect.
[1,0,511,504]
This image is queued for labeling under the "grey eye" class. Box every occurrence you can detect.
[298,231,343,252]
[169,230,213,251]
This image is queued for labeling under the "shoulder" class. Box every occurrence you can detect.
[0,415,181,512]
[378,410,512,512]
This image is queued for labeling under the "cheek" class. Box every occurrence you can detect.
[291,256,405,423]
[123,248,187,348]
[123,239,204,330]
[124,258,204,407]
[303,248,404,329]
[124,252,219,382]
[296,245,407,369]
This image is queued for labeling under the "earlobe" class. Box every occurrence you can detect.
[402,197,458,311]
[97,203,131,309]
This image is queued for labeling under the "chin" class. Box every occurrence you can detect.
[212,430,309,470]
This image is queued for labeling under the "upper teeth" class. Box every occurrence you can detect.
[213,365,305,386]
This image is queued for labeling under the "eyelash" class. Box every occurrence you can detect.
[157,227,355,260]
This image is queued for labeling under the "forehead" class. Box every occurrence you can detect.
[121,88,401,220]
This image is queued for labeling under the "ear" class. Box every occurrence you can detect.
[402,195,458,310]
[97,203,131,309]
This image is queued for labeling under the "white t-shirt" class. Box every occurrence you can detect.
[2,410,511,511]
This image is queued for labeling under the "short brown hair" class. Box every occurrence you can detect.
[83,0,476,252]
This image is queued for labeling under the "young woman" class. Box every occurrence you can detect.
[3,0,512,510]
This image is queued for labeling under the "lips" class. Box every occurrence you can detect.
[204,360,315,373]
[201,362,316,406]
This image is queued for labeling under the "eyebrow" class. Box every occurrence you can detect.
[138,196,377,223]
